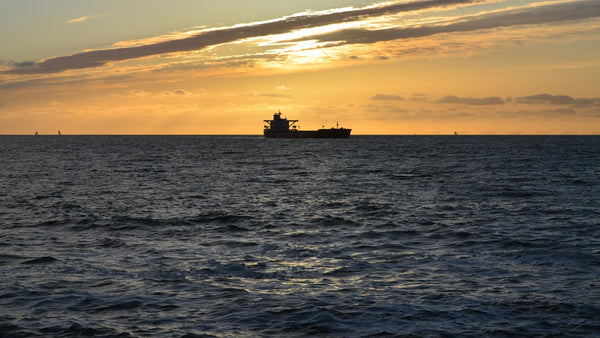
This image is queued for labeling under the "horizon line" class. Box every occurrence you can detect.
[1,133,598,136]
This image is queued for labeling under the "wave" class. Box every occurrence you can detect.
[2,136,599,336]
[39,322,130,337]
[96,237,128,248]
[21,256,58,265]
[0,254,25,266]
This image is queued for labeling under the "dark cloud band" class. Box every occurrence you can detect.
[299,1,600,45]
[437,95,504,105]
[4,0,599,75]
[3,0,481,74]
[516,94,600,105]
[372,94,405,101]
[371,93,600,106]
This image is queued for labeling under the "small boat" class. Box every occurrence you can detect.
[58,130,62,136]
[263,112,351,138]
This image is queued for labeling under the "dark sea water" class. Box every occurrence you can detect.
[1,135,599,337]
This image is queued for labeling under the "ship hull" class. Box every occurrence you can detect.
[264,128,351,138]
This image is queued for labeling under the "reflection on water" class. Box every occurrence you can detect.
[0,135,599,336]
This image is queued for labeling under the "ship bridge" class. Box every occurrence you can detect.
[264,111,298,131]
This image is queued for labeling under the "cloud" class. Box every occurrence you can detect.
[508,108,576,117]
[257,93,291,98]
[366,92,600,120]
[165,89,188,96]
[6,0,598,76]
[117,89,206,98]
[131,90,150,97]
[13,61,37,67]
[515,94,600,105]
[296,1,600,46]
[437,95,505,105]
[411,93,428,101]
[3,0,482,75]
[371,94,405,101]
[66,16,90,24]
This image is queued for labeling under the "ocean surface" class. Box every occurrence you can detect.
[0,135,599,337]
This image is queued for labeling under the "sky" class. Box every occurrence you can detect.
[1,0,599,134]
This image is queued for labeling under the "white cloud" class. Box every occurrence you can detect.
[65,16,90,24]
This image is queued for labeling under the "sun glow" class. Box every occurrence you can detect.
[263,22,363,46]
[1,0,599,134]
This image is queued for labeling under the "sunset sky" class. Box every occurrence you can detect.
[1,0,599,134]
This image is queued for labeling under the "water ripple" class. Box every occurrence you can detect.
[0,135,599,336]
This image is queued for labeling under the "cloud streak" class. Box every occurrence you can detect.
[2,0,484,74]
[371,94,405,101]
[515,94,600,105]
[369,93,599,107]
[4,0,599,76]
[299,1,600,45]
[437,95,504,105]
[365,92,600,121]
[66,16,90,24]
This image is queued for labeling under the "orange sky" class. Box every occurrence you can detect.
[1,0,599,134]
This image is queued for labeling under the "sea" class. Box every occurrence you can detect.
[0,135,598,337]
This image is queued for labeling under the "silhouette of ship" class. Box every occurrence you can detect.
[264,112,351,138]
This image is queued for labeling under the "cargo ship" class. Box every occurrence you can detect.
[264,112,351,138]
